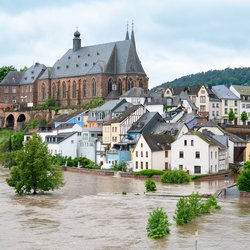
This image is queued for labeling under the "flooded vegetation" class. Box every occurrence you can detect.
[0,167,250,249]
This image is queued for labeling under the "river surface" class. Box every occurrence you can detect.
[0,167,250,250]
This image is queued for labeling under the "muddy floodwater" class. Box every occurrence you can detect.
[0,167,250,250]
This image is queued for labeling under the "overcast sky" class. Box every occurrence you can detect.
[1,0,250,88]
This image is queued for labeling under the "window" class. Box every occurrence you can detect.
[136,151,138,157]
[3,86,8,93]
[200,96,206,103]
[165,151,168,157]
[194,166,201,174]
[184,140,187,146]
[126,78,134,91]
[224,100,228,106]
[141,162,143,169]
[165,162,169,170]
[200,90,205,94]
[195,151,200,159]
[117,79,122,95]
[72,81,77,98]
[108,79,113,94]
[179,165,183,170]
[216,103,219,108]
[42,83,46,100]
[212,111,215,116]
[212,103,215,108]
[12,87,16,93]
[92,79,96,96]
[146,151,148,158]
[192,96,196,102]
[191,140,194,146]
[83,80,86,97]
[211,152,212,159]
[135,161,138,169]
[62,82,66,98]
[215,151,217,159]
[141,143,143,148]
[179,151,184,158]
[200,105,206,112]
[71,140,74,144]
[234,108,238,114]
[216,111,219,116]
[243,104,246,109]
[234,100,238,106]
[146,162,148,169]
[225,108,228,114]
[52,82,56,98]
[141,151,143,157]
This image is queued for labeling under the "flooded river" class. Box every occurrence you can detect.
[0,167,250,250]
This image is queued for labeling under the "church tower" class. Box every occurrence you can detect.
[73,29,81,52]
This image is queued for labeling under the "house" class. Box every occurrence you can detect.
[208,87,221,122]
[102,105,146,147]
[45,132,78,158]
[230,85,250,125]
[171,131,229,174]
[127,112,165,141]
[132,134,175,171]
[211,85,240,124]
[87,99,127,127]
[120,87,147,105]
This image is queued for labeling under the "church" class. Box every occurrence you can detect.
[37,27,148,106]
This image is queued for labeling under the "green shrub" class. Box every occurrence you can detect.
[147,207,170,238]
[112,161,127,171]
[134,169,164,177]
[0,151,18,168]
[161,169,190,184]
[237,161,250,192]
[145,179,157,192]
[174,193,221,225]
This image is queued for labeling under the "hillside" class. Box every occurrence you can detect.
[158,67,250,88]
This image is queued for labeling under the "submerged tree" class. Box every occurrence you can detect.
[6,133,64,195]
[240,111,248,125]
[228,108,236,124]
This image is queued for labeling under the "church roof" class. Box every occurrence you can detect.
[40,38,145,80]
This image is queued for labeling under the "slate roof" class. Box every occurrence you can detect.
[212,85,239,100]
[1,63,46,85]
[231,85,250,96]
[55,123,76,130]
[54,110,85,123]
[142,134,175,151]
[45,132,77,144]
[121,87,147,97]
[92,99,126,112]
[39,37,145,79]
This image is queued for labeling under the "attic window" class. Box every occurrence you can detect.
[93,62,96,66]
[88,54,90,57]
[85,63,88,66]
[57,66,60,69]
[76,64,79,67]
[68,56,71,59]
[78,55,80,58]
[31,71,34,74]
[66,65,69,68]
[31,76,35,79]
[97,52,100,55]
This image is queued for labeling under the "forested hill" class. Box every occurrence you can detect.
[159,67,250,88]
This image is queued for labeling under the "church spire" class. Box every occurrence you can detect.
[125,21,129,40]
[131,20,136,50]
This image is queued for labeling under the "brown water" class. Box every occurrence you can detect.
[0,167,250,250]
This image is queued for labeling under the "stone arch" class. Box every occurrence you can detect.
[72,80,77,98]
[117,79,122,95]
[108,78,113,94]
[139,79,143,88]
[126,78,134,91]
[6,114,14,128]
[17,114,26,123]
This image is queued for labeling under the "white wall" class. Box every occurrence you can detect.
[145,104,164,115]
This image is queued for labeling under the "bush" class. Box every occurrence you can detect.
[112,161,127,171]
[161,169,190,184]
[134,169,164,177]
[0,151,18,168]
[237,161,250,192]
[174,193,221,225]
[147,207,170,238]
[145,179,157,192]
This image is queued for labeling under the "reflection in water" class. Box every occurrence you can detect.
[0,168,249,250]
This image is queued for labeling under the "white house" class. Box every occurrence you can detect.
[171,131,229,174]
[45,132,78,158]
[132,134,175,171]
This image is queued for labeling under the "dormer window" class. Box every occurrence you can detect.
[76,64,79,67]
[66,65,69,68]
[68,56,71,59]
[57,66,60,70]
[78,55,80,58]
[31,71,34,74]
[88,54,90,57]
[93,62,96,65]
[97,52,100,55]
[85,63,88,66]
[31,76,34,79]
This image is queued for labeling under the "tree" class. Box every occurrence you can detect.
[6,133,64,195]
[20,66,28,72]
[10,132,24,151]
[241,111,248,125]
[0,65,17,82]
[228,108,236,124]
[147,207,170,238]
[237,161,250,192]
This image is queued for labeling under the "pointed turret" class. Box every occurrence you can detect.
[125,22,129,40]
[73,27,81,52]
[131,20,136,50]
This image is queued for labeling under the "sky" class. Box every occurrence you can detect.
[1,0,250,89]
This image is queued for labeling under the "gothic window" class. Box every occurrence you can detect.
[52,82,56,98]
[83,80,86,97]
[139,79,143,88]
[108,79,113,94]
[42,83,46,100]
[92,79,96,96]
[62,82,66,98]
[72,81,77,98]
[126,78,134,91]
[117,79,122,95]
[57,83,60,98]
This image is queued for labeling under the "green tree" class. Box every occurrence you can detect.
[6,133,64,195]
[240,111,248,125]
[147,207,170,238]
[10,132,24,151]
[145,179,156,192]
[0,65,17,82]
[228,108,236,123]
[237,161,250,192]
[20,66,28,72]
[46,97,57,107]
